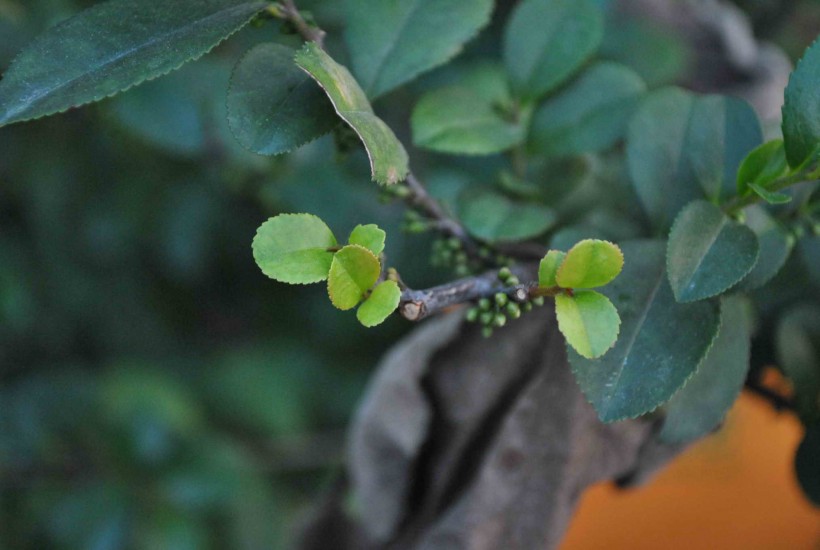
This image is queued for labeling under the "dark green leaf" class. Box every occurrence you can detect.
[327,245,380,311]
[660,295,751,443]
[357,280,401,327]
[599,15,688,87]
[555,290,620,359]
[538,250,566,288]
[411,69,525,155]
[684,95,762,200]
[345,0,493,99]
[458,190,556,243]
[739,206,794,291]
[667,200,759,302]
[782,38,820,168]
[531,62,645,157]
[0,0,267,126]
[570,240,721,422]
[795,424,820,505]
[252,214,337,285]
[736,139,788,196]
[227,43,337,156]
[776,305,820,422]
[627,88,699,229]
[503,0,604,100]
[348,224,386,256]
[294,43,409,185]
[627,89,761,229]
[555,239,623,289]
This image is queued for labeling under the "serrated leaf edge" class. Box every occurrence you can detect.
[666,201,761,303]
[251,213,336,286]
[226,43,337,157]
[0,2,267,127]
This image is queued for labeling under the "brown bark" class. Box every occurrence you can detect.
[301,309,689,550]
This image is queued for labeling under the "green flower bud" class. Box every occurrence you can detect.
[494,293,508,307]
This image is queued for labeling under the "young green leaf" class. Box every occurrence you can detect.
[0,0,267,126]
[555,240,623,289]
[738,206,794,291]
[458,190,556,243]
[795,425,820,505]
[555,291,620,359]
[667,200,759,302]
[357,280,401,328]
[227,44,337,156]
[736,139,788,196]
[294,43,409,185]
[627,89,761,230]
[327,245,381,311]
[348,224,386,256]
[538,251,567,288]
[569,240,721,422]
[503,0,604,100]
[782,37,820,168]
[530,62,645,158]
[660,295,751,443]
[411,86,525,155]
[345,0,493,99]
[748,183,792,205]
[252,214,337,285]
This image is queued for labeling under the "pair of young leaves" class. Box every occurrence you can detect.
[252,214,399,327]
[539,240,624,359]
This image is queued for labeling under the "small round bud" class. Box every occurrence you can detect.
[454,264,471,277]
[498,267,512,282]
[493,313,507,328]
[494,293,508,307]
[523,302,534,312]
[478,298,492,311]
[394,185,411,198]
[447,237,462,250]
[507,276,520,286]
[480,312,494,325]
[465,307,479,323]
[482,326,494,339]
[454,251,468,265]
[533,296,545,307]
[506,302,521,319]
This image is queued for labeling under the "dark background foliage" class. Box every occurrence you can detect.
[0,0,818,548]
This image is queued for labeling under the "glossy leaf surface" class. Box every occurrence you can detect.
[0,0,267,126]
[503,0,604,99]
[345,0,493,99]
[227,44,337,156]
[570,240,721,422]
[667,200,759,302]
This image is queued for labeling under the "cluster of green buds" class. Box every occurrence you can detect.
[401,209,430,233]
[465,267,545,338]
[430,236,472,276]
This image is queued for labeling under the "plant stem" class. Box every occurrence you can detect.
[276,0,326,48]
[725,167,819,214]
[399,264,539,321]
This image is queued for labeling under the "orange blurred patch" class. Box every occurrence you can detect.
[562,392,820,550]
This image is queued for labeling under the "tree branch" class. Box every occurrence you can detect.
[403,172,486,263]
[276,0,326,48]
[399,265,541,321]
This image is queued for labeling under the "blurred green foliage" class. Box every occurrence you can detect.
[0,0,818,547]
